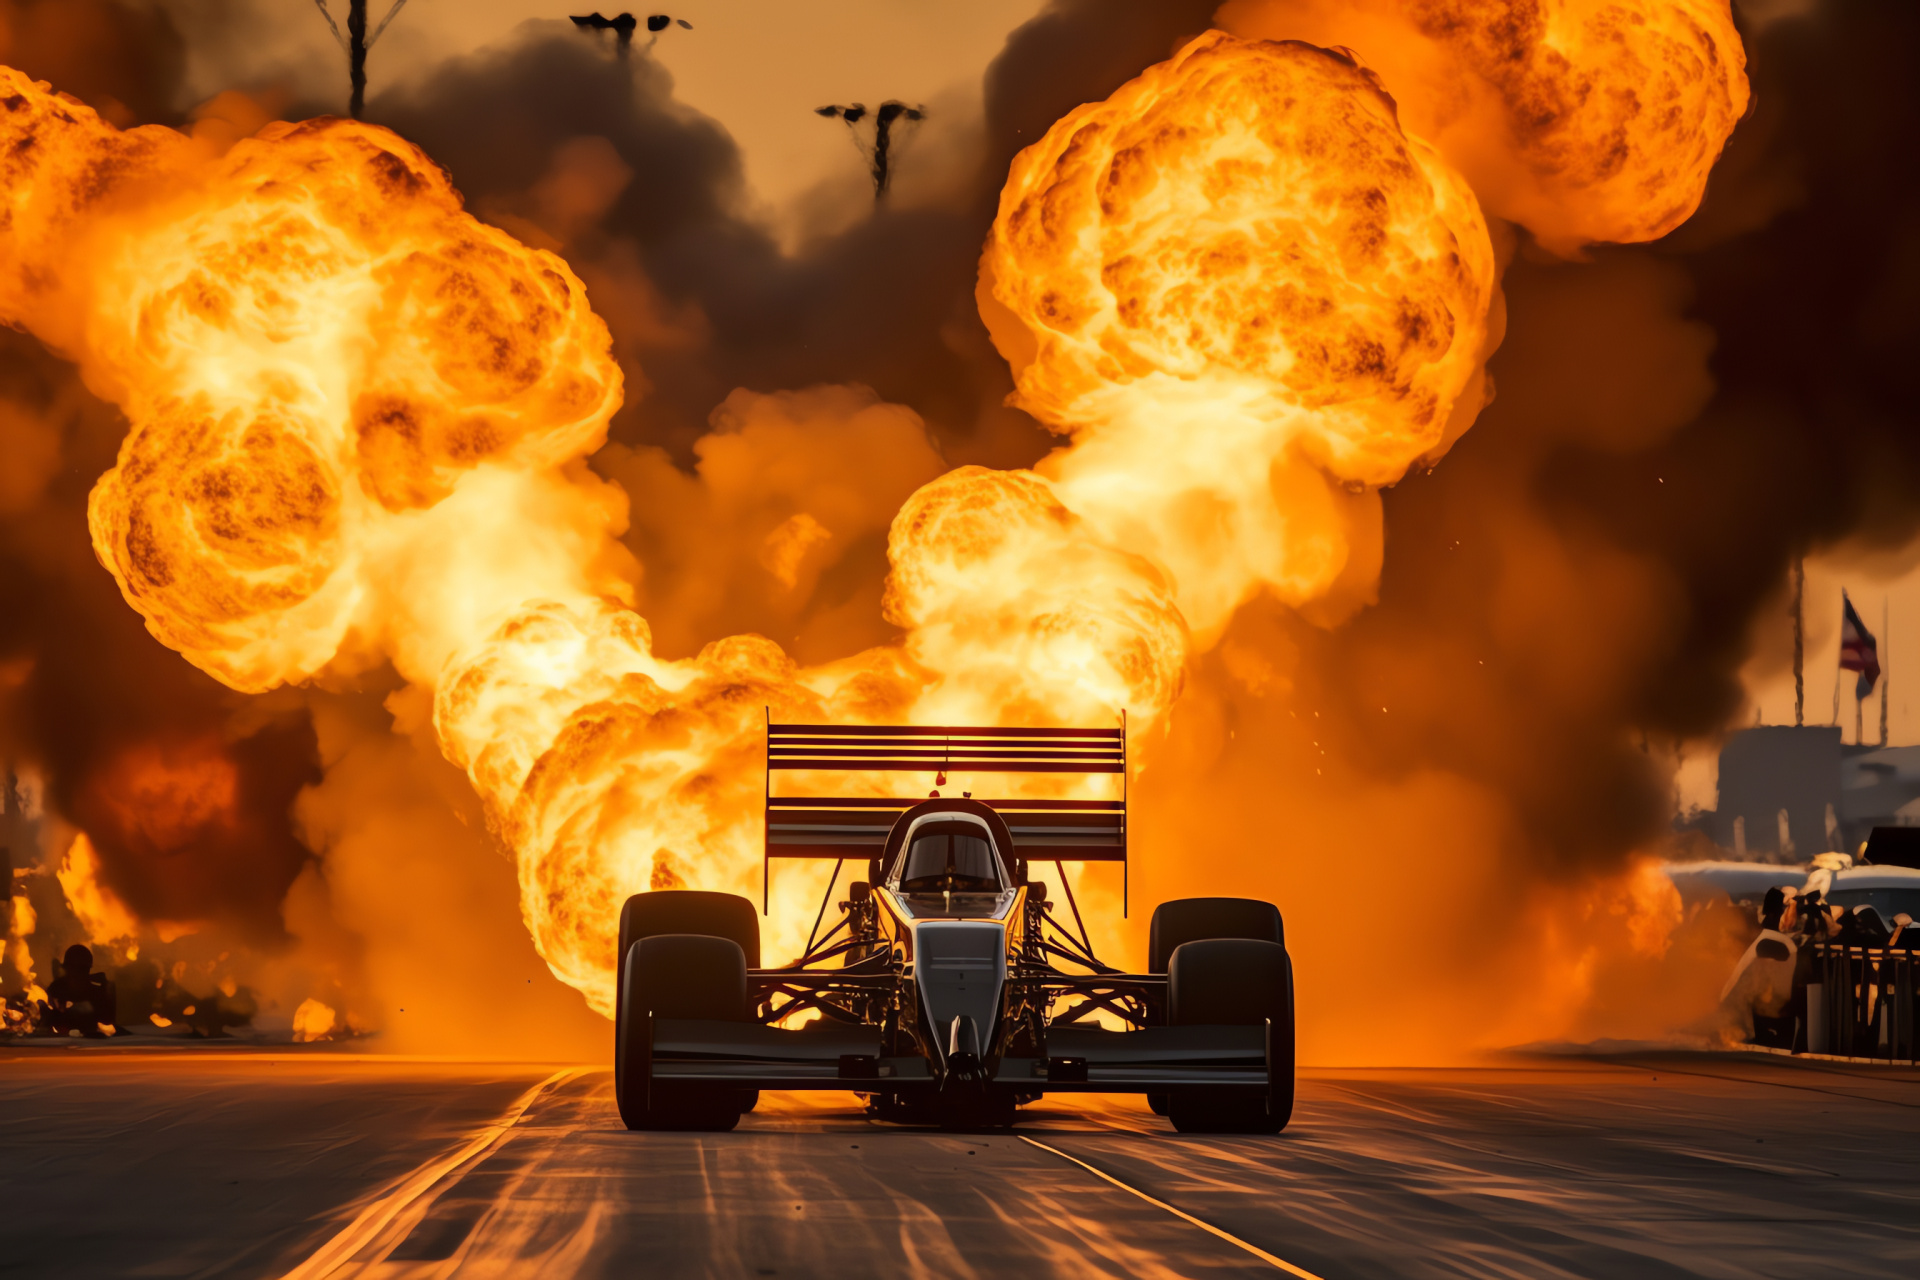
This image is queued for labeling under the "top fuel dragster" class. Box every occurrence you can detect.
[614,721,1293,1132]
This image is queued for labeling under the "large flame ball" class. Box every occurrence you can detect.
[1218,0,1751,251]
[980,31,1495,489]
[0,73,621,692]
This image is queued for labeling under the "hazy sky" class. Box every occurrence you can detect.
[1743,549,1920,743]
[188,0,1048,214]
[1672,542,1920,813]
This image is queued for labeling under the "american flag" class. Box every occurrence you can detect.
[1840,590,1881,699]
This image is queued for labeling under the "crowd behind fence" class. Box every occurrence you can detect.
[1810,943,1918,1063]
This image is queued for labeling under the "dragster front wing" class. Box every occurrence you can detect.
[639,1017,1277,1094]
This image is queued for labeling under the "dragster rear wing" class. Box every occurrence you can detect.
[762,717,1129,910]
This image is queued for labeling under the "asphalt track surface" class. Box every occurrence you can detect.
[2,1049,1918,1279]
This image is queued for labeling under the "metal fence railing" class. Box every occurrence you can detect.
[1810,944,1918,1063]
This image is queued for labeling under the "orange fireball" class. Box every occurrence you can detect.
[980,32,1496,633]
[1217,0,1750,250]
[0,69,623,692]
[884,467,1188,729]
[435,600,835,1012]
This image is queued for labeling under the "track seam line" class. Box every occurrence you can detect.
[278,1066,580,1279]
[1608,1059,1920,1110]
[1018,1134,1324,1278]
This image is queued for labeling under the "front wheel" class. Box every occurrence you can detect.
[616,934,748,1132]
[1164,938,1293,1135]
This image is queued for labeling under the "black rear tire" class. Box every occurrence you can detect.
[1165,938,1293,1135]
[619,890,761,972]
[1148,897,1284,974]
[616,934,749,1131]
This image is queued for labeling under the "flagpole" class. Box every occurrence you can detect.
[1882,595,1891,747]
[1832,639,1842,728]
[1851,586,1861,744]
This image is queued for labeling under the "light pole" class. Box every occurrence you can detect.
[816,100,926,200]
[309,0,413,119]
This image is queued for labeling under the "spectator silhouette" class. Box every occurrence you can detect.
[1721,887,1799,1048]
[41,944,117,1037]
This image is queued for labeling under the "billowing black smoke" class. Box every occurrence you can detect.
[1323,0,1920,876]
[365,3,1218,462]
[1551,0,1920,739]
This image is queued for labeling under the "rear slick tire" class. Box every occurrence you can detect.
[616,933,748,1132]
[1147,897,1284,974]
[615,891,760,1096]
[1164,938,1293,1135]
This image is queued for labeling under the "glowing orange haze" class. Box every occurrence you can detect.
[0,8,1744,1035]
[89,741,239,855]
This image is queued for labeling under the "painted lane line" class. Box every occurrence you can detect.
[1019,1134,1325,1280]
[279,1067,580,1279]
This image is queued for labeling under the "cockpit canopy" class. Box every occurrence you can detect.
[895,818,1006,894]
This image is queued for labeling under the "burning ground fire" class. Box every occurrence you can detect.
[4,815,337,1038]
[0,2,1748,1046]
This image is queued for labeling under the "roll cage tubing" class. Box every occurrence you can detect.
[757,714,1156,1031]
